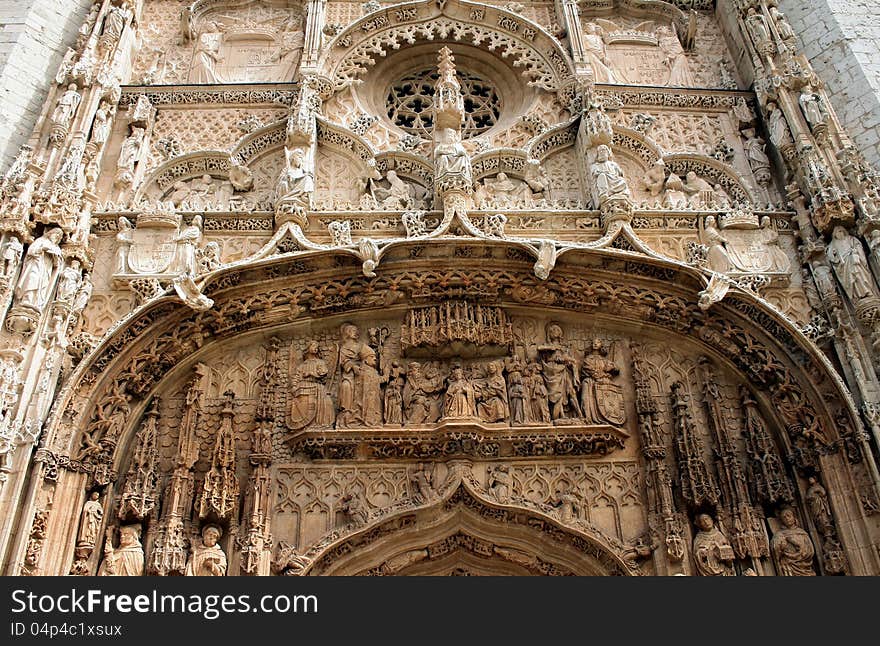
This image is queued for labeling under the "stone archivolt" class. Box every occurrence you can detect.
[0,0,879,577]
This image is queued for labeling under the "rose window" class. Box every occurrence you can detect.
[386,68,501,139]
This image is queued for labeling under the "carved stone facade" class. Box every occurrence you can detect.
[0,0,878,577]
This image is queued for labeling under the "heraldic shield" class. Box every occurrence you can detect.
[596,382,626,426]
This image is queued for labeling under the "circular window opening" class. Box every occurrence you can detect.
[386,68,501,140]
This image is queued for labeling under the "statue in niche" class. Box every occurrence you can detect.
[591,145,630,206]
[583,23,618,83]
[703,216,731,273]
[383,361,405,426]
[827,226,876,302]
[525,363,551,424]
[14,227,63,310]
[539,323,582,422]
[173,215,203,276]
[799,87,828,131]
[115,127,145,182]
[56,260,82,302]
[682,171,715,209]
[288,340,334,431]
[806,476,834,536]
[742,129,771,181]
[189,22,224,84]
[51,83,82,130]
[663,173,688,209]
[580,339,625,426]
[1,235,23,279]
[434,127,471,178]
[658,26,692,86]
[99,4,127,49]
[76,492,103,550]
[98,525,144,576]
[766,102,793,150]
[476,360,509,424]
[488,465,512,504]
[444,364,477,419]
[554,490,581,524]
[769,6,796,43]
[692,513,735,576]
[185,525,227,576]
[275,147,314,206]
[89,101,113,148]
[403,361,444,425]
[745,7,772,50]
[115,216,133,274]
[771,507,816,576]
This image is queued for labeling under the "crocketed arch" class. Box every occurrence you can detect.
[319,0,575,92]
[300,481,635,576]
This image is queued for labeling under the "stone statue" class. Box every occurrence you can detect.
[56,260,82,302]
[116,127,145,177]
[357,345,383,427]
[591,145,630,206]
[580,339,624,426]
[403,361,443,425]
[116,216,133,274]
[663,173,688,209]
[76,491,103,549]
[771,507,816,576]
[692,513,735,576]
[583,23,617,83]
[174,215,203,276]
[525,363,551,424]
[769,6,796,42]
[98,525,144,576]
[827,226,876,302]
[337,323,364,428]
[410,463,437,503]
[703,215,731,273]
[488,465,511,504]
[806,476,834,536]
[766,102,793,150]
[383,361,405,426]
[275,147,314,206]
[682,171,715,208]
[444,365,476,418]
[508,371,526,425]
[185,524,227,576]
[288,341,334,430]
[51,83,82,130]
[746,7,772,50]
[90,102,113,148]
[760,216,791,272]
[433,127,471,179]
[799,87,827,130]
[189,23,224,84]
[1,235,23,279]
[372,171,416,210]
[14,227,63,310]
[644,160,667,197]
[476,360,509,423]
[658,26,692,86]
[477,172,528,208]
[539,323,582,421]
[742,130,771,181]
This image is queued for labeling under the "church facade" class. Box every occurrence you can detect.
[0,0,878,576]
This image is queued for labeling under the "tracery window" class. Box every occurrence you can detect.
[386,68,501,139]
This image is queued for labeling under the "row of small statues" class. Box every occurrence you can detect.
[96,523,227,577]
[288,324,626,430]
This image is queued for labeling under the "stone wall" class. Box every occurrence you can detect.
[781,0,880,166]
[0,0,93,171]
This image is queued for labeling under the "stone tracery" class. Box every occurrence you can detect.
[0,0,877,579]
